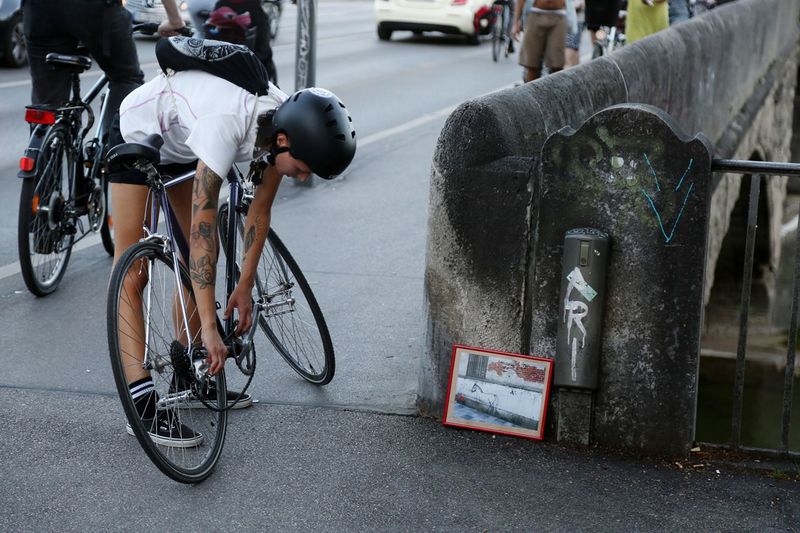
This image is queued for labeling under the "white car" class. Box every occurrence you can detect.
[374,0,494,44]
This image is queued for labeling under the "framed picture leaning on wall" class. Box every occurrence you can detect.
[443,345,553,440]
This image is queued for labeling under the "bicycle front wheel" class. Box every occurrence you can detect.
[218,204,335,384]
[18,124,74,296]
[107,241,227,483]
[258,231,335,384]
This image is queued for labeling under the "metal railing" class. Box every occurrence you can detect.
[703,158,800,459]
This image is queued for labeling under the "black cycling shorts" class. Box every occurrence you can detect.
[109,161,198,186]
[585,0,620,30]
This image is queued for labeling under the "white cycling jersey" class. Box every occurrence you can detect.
[120,70,287,178]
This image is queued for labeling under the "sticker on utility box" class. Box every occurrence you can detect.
[567,268,597,302]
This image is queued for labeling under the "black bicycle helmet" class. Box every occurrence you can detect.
[271,88,356,179]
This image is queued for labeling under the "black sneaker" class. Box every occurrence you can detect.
[507,40,515,54]
[185,383,253,410]
[126,411,203,448]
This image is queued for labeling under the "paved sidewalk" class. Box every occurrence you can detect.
[1,388,797,531]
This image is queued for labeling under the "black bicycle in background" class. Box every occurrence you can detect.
[16,23,187,297]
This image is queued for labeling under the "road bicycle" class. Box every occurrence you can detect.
[106,135,334,483]
[490,0,514,62]
[16,23,171,296]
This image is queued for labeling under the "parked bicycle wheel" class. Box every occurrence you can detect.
[107,240,227,484]
[18,124,74,296]
[218,203,335,385]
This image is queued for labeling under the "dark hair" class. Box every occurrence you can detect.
[255,109,276,149]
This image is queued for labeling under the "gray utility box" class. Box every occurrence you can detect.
[554,228,610,390]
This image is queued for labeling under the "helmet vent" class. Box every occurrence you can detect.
[325,119,337,127]
[293,92,301,102]
[335,134,346,141]
[339,102,346,108]
[351,131,356,138]
[324,103,334,112]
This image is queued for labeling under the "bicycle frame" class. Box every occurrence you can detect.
[138,165,261,373]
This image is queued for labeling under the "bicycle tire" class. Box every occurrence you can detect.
[218,203,335,385]
[107,240,227,483]
[18,124,74,296]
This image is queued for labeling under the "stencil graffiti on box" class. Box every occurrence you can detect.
[563,267,596,383]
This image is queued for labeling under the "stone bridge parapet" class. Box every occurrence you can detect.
[419,0,800,455]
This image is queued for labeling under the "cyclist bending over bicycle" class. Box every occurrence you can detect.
[111,37,356,445]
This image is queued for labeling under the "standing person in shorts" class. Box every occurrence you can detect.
[584,0,619,45]
[513,0,567,82]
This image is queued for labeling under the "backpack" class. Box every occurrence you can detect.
[155,36,270,96]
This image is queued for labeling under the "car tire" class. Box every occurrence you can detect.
[465,33,480,46]
[2,13,27,68]
[377,24,392,41]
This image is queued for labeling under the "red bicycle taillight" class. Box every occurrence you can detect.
[451,0,467,5]
[19,157,35,172]
[24,108,56,125]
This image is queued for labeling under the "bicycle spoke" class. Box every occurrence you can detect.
[109,242,226,483]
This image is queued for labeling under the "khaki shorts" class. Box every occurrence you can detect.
[519,11,567,70]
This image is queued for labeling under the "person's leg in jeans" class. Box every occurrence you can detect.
[668,0,690,25]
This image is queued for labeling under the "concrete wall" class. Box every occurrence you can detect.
[420,0,800,455]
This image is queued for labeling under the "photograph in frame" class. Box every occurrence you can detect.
[442,345,553,440]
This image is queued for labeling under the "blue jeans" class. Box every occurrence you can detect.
[668,0,691,25]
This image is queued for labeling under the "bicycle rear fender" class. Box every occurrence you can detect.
[18,125,49,179]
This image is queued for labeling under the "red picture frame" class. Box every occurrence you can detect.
[442,345,553,441]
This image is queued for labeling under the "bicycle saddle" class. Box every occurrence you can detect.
[45,53,92,73]
[106,134,164,169]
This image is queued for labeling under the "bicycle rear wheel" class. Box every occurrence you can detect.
[107,240,227,483]
[218,203,335,385]
[18,124,74,296]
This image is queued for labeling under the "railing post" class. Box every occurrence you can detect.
[729,174,761,449]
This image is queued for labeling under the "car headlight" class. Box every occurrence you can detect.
[179,1,188,10]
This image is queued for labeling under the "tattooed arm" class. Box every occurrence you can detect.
[190,161,227,374]
[224,164,282,335]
